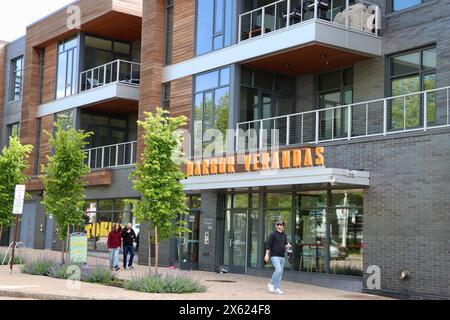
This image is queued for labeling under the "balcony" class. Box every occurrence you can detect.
[85,141,137,170]
[236,86,450,151]
[80,60,141,92]
[163,0,381,83]
[38,60,141,118]
[239,0,380,42]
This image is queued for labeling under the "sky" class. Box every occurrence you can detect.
[0,0,76,42]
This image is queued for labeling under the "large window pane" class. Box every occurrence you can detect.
[390,76,420,129]
[423,48,437,70]
[239,87,259,122]
[318,70,340,92]
[214,87,230,138]
[330,191,363,276]
[193,67,230,157]
[85,36,112,51]
[391,52,420,77]
[393,0,422,12]
[195,71,219,92]
[196,0,214,55]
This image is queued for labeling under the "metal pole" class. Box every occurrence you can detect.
[286,0,291,27]
[423,92,427,131]
[9,215,20,274]
[325,187,332,274]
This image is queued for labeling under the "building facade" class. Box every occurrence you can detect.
[0,0,449,299]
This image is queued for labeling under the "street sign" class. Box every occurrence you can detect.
[69,233,88,264]
[12,185,25,215]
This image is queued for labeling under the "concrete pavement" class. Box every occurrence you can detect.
[0,248,392,300]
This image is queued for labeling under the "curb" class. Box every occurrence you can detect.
[0,289,104,300]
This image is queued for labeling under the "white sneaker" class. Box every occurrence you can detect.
[267,283,275,293]
[274,288,284,295]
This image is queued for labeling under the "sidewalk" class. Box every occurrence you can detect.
[0,248,392,300]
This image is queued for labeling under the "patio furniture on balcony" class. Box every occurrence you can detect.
[333,2,377,33]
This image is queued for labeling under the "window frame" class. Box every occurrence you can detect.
[389,0,423,13]
[164,0,174,65]
[191,66,232,158]
[55,36,79,99]
[195,0,233,57]
[7,122,20,145]
[388,45,437,129]
[9,56,24,102]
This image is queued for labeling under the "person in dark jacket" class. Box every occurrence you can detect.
[264,221,291,295]
[122,223,137,269]
[107,223,122,271]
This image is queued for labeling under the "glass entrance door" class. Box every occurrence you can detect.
[225,210,248,273]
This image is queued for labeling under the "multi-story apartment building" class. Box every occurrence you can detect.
[1,0,449,299]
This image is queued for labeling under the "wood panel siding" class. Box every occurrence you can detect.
[41,43,57,105]
[0,42,6,135]
[21,0,143,175]
[171,76,192,130]
[27,170,113,191]
[137,0,165,157]
[171,0,195,64]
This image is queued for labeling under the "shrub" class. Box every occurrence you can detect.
[125,274,207,294]
[48,264,70,279]
[0,251,25,265]
[21,258,56,276]
[81,265,117,284]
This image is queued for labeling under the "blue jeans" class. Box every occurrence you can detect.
[109,248,120,268]
[123,245,135,267]
[270,256,285,289]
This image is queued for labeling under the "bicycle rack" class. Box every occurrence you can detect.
[1,241,26,266]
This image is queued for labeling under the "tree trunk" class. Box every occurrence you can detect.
[61,236,65,264]
[155,225,159,275]
[0,225,3,244]
[66,225,70,264]
[148,224,152,275]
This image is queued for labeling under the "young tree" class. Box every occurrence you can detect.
[41,125,91,263]
[0,137,33,241]
[131,108,190,274]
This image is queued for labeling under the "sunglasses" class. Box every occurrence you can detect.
[276,222,285,226]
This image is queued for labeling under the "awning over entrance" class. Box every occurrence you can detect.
[182,167,370,191]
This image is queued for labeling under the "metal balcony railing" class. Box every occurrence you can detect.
[238,0,380,42]
[79,60,141,92]
[85,141,137,170]
[236,86,450,151]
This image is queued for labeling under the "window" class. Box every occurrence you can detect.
[10,56,23,101]
[162,83,171,111]
[34,119,41,176]
[55,109,75,131]
[38,49,45,104]
[83,35,131,71]
[80,113,129,149]
[389,47,436,130]
[7,123,20,145]
[196,0,233,56]
[240,68,295,122]
[317,68,353,139]
[392,0,422,12]
[193,67,230,158]
[164,0,174,65]
[56,37,78,99]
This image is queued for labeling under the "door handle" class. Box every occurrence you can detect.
[229,238,232,248]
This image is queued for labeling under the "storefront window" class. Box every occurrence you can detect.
[330,191,363,276]
[178,195,201,267]
[83,199,138,251]
[222,190,364,276]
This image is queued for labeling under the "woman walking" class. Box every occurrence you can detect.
[107,223,122,271]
